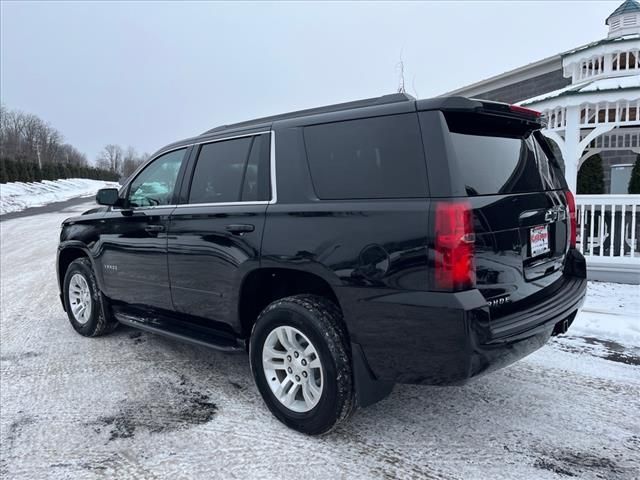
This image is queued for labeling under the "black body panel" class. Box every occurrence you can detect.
[98,207,175,310]
[167,204,267,329]
[57,94,588,406]
[340,269,585,385]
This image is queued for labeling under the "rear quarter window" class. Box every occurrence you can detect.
[303,114,428,199]
[445,112,564,196]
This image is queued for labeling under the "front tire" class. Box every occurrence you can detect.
[249,295,355,435]
[63,257,118,337]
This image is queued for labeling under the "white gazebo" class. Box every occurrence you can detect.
[520,0,640,282]
[520,1,640,193]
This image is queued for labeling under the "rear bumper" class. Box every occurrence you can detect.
[343,251,587,387]
[462,274,585,384]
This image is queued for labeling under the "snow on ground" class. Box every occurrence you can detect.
[0,179,118,215]
[0,203,639,480]
[576,282,640,347]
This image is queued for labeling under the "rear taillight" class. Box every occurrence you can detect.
[565,190,577,248]
[434,201,475,291]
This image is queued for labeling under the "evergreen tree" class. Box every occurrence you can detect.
[41,163,55,181]
[577,154,605,194]
[32,162,43,182]
[15,161,29,182]
[629,155,640,194]
[5,159,18,182]
[0,158,7,183]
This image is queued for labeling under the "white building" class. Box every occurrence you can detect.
[446,0,640,283]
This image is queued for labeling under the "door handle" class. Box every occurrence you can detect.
[225,224,255,234]
[145,224,165,233]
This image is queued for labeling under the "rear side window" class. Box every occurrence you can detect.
[241,134,271,201]
[189,134,270,204]
[445,112,564,196]
[303,114,428,199]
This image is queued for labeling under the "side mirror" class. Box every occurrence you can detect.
[96,188,120,206]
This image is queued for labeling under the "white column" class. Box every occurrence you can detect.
[563,105,581,193]
[604,53,612,75]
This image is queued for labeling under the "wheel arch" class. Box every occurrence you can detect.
[237,267,343,338]
[57,243,100,292]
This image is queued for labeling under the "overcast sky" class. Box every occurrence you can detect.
[1,1,620,162]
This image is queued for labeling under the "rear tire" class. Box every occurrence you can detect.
[63,258,118,337]
[249,294,355,435]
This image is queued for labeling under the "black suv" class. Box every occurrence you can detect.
[57,94,587,434]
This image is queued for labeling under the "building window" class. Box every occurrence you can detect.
[610,164,634,194]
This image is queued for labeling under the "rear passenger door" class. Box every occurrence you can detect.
[167,132,271,327]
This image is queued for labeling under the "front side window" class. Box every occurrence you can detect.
[188,134,270,204]
[128,148,186,207]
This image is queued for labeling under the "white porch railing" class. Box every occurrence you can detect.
[575,195,640,266]
[583,127,640,151]
[544,100,640,131]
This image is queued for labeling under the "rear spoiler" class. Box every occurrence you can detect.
[418,96,544,126]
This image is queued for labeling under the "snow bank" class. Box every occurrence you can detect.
[0,178,119,215]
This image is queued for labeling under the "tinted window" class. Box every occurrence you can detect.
[189,135,270,204]
[446,112,564,196]
[303,114,428,199]
[241,134,271,201]
[128,148,185,207]
[189,137,253,204]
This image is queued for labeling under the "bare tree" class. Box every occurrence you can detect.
[59,143,87,166]
[97,144,124,174]
[121,146,140,178]
[38,125,62,165]
[1,108,24,159]
[0,105,10,158]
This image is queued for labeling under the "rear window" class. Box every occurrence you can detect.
[446,112,564,196]
[303,114,428,199]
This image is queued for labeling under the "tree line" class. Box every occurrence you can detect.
[0,105,148,184]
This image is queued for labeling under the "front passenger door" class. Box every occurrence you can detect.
[98,147,188,310]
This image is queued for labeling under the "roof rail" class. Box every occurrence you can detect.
[204,92,415,134]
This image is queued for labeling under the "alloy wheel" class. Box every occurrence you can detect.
[262,325,324,413]
[68,273,92,325]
